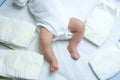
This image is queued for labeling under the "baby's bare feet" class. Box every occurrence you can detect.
[67,46,80,60]
[50,61,59,72]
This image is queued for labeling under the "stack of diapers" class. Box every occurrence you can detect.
[84,0,118,46]
[0,50,44,79]
[0,15,36,49]
[89,41,120,80]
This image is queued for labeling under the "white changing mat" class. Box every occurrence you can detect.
[0,50,44,79]
[84,0,118,46]
[89,43,120,80]
[0,15,36,49]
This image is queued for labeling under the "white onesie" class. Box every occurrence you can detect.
[14,0,73,40]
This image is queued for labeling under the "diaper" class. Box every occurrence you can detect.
[89,42,120,80]
[0,15,36,49]
[0,50,44,80]
[84,0,118,46]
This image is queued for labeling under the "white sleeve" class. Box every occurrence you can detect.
[14,0,29,7]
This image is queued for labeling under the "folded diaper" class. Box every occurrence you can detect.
[0,15,36,49]
[84,0,118,46]
[89,43,120,80]
[0,50,44,80]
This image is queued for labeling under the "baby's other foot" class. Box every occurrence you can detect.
[67,46,80,60]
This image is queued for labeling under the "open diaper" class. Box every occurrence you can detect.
[89,42,120,80]
[0,50,44,80]
[0,15,36,49]
[84,0,118,46]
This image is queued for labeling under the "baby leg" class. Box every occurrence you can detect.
[68,18,85,60]
[39,27,58,72]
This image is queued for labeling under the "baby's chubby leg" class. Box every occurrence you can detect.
[68,18,85,60]
[39,27,58,72]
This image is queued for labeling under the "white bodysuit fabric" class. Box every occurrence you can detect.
[15,0,73,40]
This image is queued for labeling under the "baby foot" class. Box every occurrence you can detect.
[67,46,80,60]
[50,61,59,72]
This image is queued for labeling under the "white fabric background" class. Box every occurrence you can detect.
[0,0,120,80]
